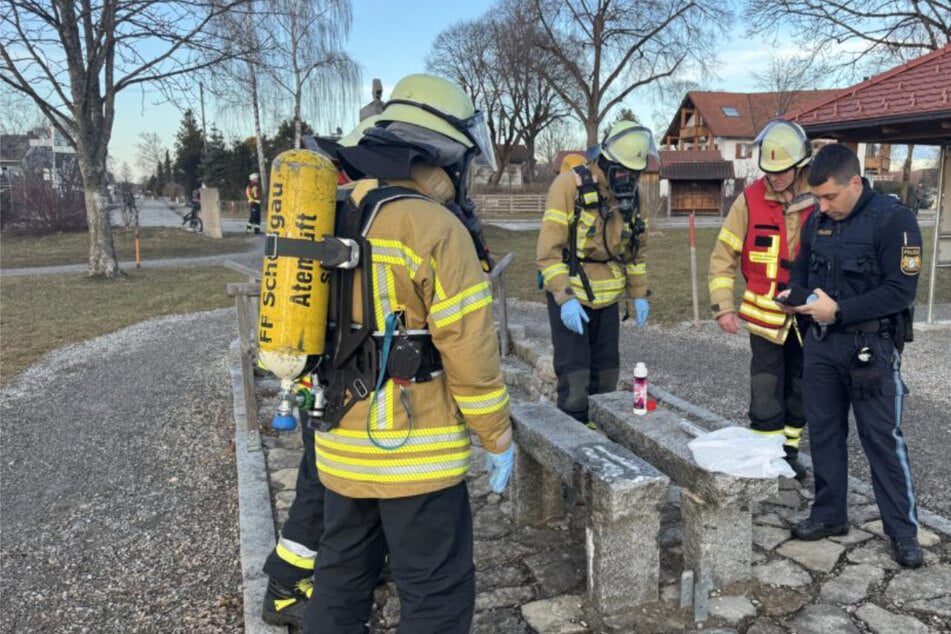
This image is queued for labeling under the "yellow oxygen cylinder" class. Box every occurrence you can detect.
[258,149,338,383]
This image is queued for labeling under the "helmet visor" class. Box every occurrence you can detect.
[462,110,497,171]
[384,99,497,171]
[601,126,657,171]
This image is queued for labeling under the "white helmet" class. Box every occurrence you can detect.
[249,173,260,181]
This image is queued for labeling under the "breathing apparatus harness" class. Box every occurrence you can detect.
[564,161,645,303]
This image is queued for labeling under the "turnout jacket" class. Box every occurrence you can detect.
[536,162,649,309]
[709,171,815,344]
[246,182,261,204]
[316,164,513,499]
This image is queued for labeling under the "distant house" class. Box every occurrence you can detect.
[0,134,32,185]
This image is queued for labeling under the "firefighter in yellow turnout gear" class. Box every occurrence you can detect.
[300,74,513,633]
[708,119,817,479]
[536,121,654,426]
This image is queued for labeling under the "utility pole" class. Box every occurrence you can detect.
[200,82,208,153]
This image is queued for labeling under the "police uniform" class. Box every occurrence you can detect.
[306,164,512,633]
[536,162,648,423]
[709,170,815,453]
[790,181,921,539]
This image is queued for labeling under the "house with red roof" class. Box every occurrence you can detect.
[658,90,854,215]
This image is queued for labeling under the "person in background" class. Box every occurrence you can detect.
[536,121,654,429]
[783,143,923,568]
[707,119,816,479]
[246,172,262,234]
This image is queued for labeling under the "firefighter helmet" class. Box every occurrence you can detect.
[754,119,811,173]
[599,121,657,171]
[377,73,497,171]
[559,153,587,173]
[249,173,260,181]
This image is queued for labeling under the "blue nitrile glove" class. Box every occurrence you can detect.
[484,445,515,493]
[635,298,650,326]
[560,298,589,335]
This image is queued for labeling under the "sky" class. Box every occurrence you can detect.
[106,1,827,180]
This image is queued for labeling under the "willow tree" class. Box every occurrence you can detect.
[1,0,247,277]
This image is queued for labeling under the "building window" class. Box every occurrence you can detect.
[721,106,740,117]
[736,143,751,159]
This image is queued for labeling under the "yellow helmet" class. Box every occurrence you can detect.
[377,73,497,170]
[559,153,587,173]
[599,121,657,171]
[754,119,811,173]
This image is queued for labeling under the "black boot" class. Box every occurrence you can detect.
[892,537,924,568]
[792,518,849,541]
[261,576,313,628]
[783,447,808,481]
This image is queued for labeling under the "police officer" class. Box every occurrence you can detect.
[536,121,654,427]
[708,120,816,479]
[783,143,923,568]
[305,73,514,633]
[246,172,262,233]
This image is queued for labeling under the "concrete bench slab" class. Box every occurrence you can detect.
[590,392,778,586]
[510,401,669,614]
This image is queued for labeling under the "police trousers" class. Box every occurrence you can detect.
[748,331,805,448]
[263,420,325,583]
[803,329,918,538]
[305,481,474,634]
[546,293,620,423]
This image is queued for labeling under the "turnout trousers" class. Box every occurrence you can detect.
[803,329,919,538]
[748,331,806,451]
[247,203,262,233]
[546,293,620,423]
[263,421,325,583]
[304,481,474,634]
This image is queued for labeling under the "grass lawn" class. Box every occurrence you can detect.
[0,266,246,384]
[483,225,951,325]
[0,227,255,268]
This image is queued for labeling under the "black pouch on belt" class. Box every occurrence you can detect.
[387,337,423,382]
[848,344,881,400]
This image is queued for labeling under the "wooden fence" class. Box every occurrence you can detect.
[474,175,661,219]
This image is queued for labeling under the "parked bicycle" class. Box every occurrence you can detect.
[183,188,203,233]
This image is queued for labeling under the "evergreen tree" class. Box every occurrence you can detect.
[163,151,173,197]
[267,119,314,159]
[173,109,205,195]
[200,126,228,188]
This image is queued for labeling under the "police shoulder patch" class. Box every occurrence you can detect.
[901,246,921,276]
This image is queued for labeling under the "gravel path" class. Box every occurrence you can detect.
[0,309,243,633]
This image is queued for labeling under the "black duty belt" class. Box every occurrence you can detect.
[837,317,897,337]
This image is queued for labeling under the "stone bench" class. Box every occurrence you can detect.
[589,392,778,586]
[509,400,669,614]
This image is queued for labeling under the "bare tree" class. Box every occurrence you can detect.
[528,0,730,145]
[261,0,360,147]
[428,7,568,186]
[536,118,585,168]
[746,0,950,73]
[751,53,835,115]
[0,89,45,134]
[1,0,247,277]
[135,132,167,179]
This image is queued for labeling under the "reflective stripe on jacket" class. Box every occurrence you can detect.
[708,172,814,344]
[316,165,512,499]
[536,162,648,308]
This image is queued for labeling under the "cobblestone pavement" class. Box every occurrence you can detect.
[249,326,951,633]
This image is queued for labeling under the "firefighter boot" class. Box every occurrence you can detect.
[261,576,313,628]
[783,446,808,481]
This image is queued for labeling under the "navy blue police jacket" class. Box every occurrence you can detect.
[789,181,922,326]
